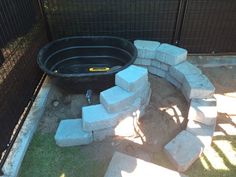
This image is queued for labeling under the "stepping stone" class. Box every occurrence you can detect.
[100,86,136,113]
[134,58,152,66]
[148,66,166,78]
[134,40,161,59]
[55,119,92,147]
[188,97,217,125]
[155,44,187,65]
[186,120,215,147]
[82,104,120,131]
[105,152,188,177]
[182,74,215,100]
[169,61,202,83]
[165,73,182,89]
[164,130,203,172]
[116,65,148,92]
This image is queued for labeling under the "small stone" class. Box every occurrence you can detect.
[52,100,59,107]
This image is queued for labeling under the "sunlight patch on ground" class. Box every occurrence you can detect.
[203,146,229,170]
[214,140,236,166]
[214,94,236,115]
[159,105,185,123]
[214,131,226,137]
[60,173,66,177]
[199,155,211,170]
[218,124,236,136]
[224,92,236,98]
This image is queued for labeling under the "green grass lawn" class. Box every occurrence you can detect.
[19,131,236,177]
[19,132,109,177]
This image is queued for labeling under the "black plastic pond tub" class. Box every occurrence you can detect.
[37,36,137,93]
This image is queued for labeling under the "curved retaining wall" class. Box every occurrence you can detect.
[134,40,217,172]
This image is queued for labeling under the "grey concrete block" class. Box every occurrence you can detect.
[186,120,215,147]
[93,98,143,141]
[93,116,139,141]
[83,98,142,132]
[155,43,187,65]
[134,58,143,65]
[82,104,120,131]
[140,88,152,118]
[139,82,151,105]
[166,73,182,89]
[134,40,160,59]
[169,61,202,83]
[93,127,114,141]
[134,58,152,66]
[164,130,203,172]
[182,74,215,100]
[160,62,170,71]
[105,152,188,177]
[148,66,166,78]
[151,60,161,68]
[188,98,217,126]
[100,86,136,113]
[55,119,92,147]
[115,65,148,92]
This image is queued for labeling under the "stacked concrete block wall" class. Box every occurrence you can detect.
[134,40,217,172]
[55,65,151,147]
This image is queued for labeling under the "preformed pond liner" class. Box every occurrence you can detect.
[37,36,137,93]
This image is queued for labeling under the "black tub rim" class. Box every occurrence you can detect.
[37,36,137,78]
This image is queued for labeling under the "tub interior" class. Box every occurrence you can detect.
[46,46,129,74]
[39,37,136,76]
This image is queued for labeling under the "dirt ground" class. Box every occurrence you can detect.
[38,73,188,163]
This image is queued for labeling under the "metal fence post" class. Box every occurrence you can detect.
[37,0,52,41]
[0,50,4,66]
[172,0,188,45]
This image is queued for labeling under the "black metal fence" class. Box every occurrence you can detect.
[42,0,236,54]
[0,0,47,165]
[179,0,236,53]
[44,0,180,43]
[1,0,236,173]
